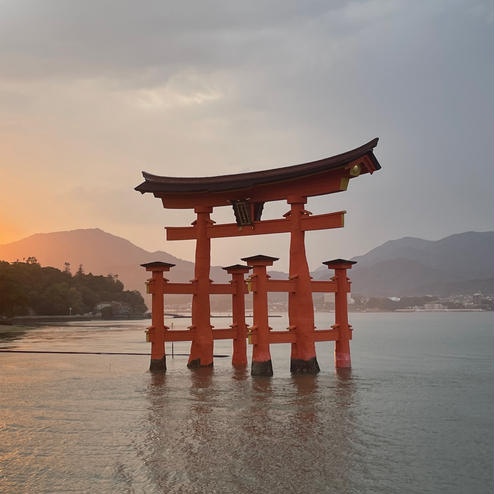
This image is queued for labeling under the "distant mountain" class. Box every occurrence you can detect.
[313,231,494,296]
[2,228,492,300]
[0,228,229,301]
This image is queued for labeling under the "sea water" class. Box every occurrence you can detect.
[0,312,492,493]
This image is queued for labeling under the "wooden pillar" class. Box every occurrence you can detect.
[242,255,277,377]
[223,264,251,367]
[188,206,214,368]
[323,259,356,369]
[141,261,175,371]
[286,196,320,374]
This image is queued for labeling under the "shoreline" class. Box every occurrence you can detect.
[0,314,150,326]
[1,308,490,329]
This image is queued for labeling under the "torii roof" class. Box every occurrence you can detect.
[136,138,380,194]
[135,138,381,209]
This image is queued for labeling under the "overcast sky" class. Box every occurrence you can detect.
[1,0,492,271]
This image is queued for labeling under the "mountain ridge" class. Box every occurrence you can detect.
[1,228,492,298]
[314,231,494,296]
[0,228,228,300]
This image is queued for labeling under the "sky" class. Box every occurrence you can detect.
[0,0,493,271]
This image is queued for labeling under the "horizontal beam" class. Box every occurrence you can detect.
[166,225,197,241]
[155,280,337,295]
[166,210,346,241]
[164,330,193,341]
[211,328,237,339]
[164,283,196,294]
[248,329,341,344]
[205,217,290,239]
[209,284,235,295]
[266,279,296,292]
[163,328,238,341]
[313,329,339,341]
[250,279,337,293]
[301,211,345,231]
[268,331,297,344]
[162,282,248,295]
[310,280,337,292]
[155,280,337,296]
[161,328,342,343]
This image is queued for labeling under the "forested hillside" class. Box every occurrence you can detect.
[0,258,147,317]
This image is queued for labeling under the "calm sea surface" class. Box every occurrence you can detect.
[0,312,492,493]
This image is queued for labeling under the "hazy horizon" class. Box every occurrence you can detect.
[1,1,492,271]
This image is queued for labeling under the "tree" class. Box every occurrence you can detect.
[0,260,148,317]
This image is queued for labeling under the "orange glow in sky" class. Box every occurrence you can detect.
[0,219,24,246]
[0,2,492,269]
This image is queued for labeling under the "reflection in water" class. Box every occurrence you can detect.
[141,367,359,493]
[243,377,273,443]
[232,365,249,382]
[189,367,214,390]
[335,367,352,380]
[189,367,214,417]
[141,371,174,491]
[149,370,167,388]
[291,375,318,427]
[335,368,355,411]
[2,317,492,493]
[0,329,27,346]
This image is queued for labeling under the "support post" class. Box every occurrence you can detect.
[286,196,320,374]
[188,206,214,368]
[141,261,175,372]
[242,255,277,376]
[223,264,251,368]
[323,259,357,369]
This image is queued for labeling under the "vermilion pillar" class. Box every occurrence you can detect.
[286,196,320,375]
[323,259,357,369]
[141,261,175,371]
[223,264,251,367]
[188,206,214,368]
[242,255,278,377]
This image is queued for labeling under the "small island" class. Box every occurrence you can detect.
[0,258,147,323]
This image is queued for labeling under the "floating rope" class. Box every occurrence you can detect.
[0,349,229,357]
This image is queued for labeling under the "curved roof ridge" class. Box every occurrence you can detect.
[136,138,380,194]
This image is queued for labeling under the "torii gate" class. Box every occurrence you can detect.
[136,138,381,375]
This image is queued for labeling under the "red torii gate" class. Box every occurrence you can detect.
[136,138,381,375]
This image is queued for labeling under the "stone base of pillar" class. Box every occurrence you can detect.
[187,358,214,369]
[149,357,166,372]
[290,357,320,375]
[251,360,273,376]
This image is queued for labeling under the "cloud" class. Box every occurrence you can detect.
[0,1,340,79]
[124,70,224,111]
[0,0,492,266]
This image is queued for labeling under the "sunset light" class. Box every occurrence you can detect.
[0,2,492,493]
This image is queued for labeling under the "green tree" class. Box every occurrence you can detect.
[0,259,147,317]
